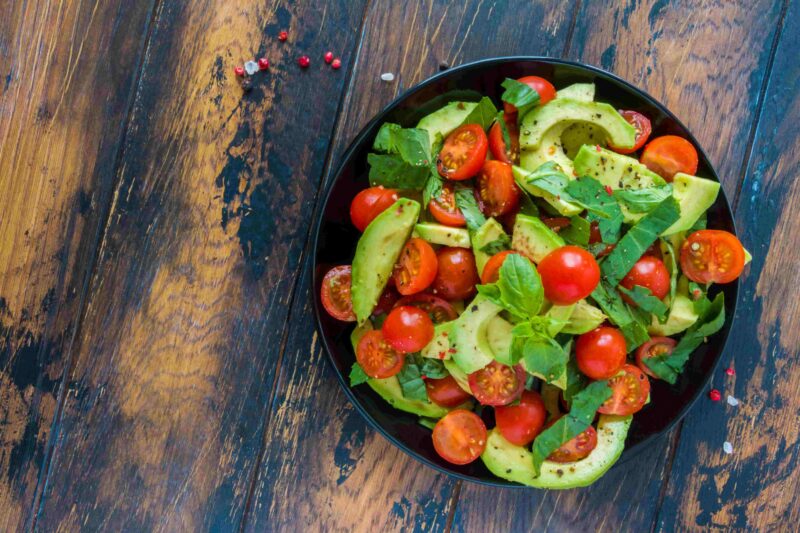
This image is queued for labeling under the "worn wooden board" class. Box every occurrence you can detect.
[244,1,580,531]
[0,1,156,530]
[656,2,799,530]
[32,1,368,530]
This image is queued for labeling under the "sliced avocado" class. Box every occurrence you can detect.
[555,83,595,102]
[450,295,502,373]
[662,173,720,235]
[351,198,420,323]
[511,214,565,263]
[471,218,509,274]
[648,277,699,335]
[368,376,450,418]
[481,415,632,489]
[414,223,471,248]
[544,303,576,336]
[514,157,583,216]
[560,123,605,159]
[561,300,607,335]
[421,322,454,360]
[443,359,471,393]
[416,101,478,150]
[486,315,514,365]
[573,144,666,190]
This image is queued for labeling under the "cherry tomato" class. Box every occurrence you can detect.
[588,221,615,257]
[382,305,435,353]
[541,216,571,232]
[394,294,458,324]
[320,265,356,321]
[356,330,404,378]
[393,238,438,296]
[538,246,601,305]
[609,110,652,154]
[576,326,627,379]
[480,250,518,284]
[349,186,399,232]
[431,247,479,300]
[488,114,520,164]
[475,160,520,217]
[373,285,401,315]
[545,417,598,463]
[503,76,557,114]
[432,409,487,465]
[620,256,671,304]
[437,124,488,180]
[641,135,699,181]
[429,182,466,227]
[495,390,547,446]
[426,375,473,407]
[467,361,526,406]
[636,336,677,379]
[598,364,651,415]
[680,230,745,284]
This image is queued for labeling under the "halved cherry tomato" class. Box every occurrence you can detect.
[575,326,627,380]
[545,417,598,463]
[475,160,520,217]
[680,229,745,284]
[382,305,435,353]
[598,364,650,415]
[467,361,525,406]
[320,265,356,321]
[480,250,518,284]
[589,221,615,257]
[636,336,677,379]
[394,294,458,324]
[429,182,466,227]
[426,376,472,407]
[503,76,557,114]
[431,247,479,300]
[641,135,699,181]
[373,285,401,315]
[437,124,488,180]
[432,409,487,465]
[620,256,670,304]
[356,330,404,378]
[609,110,652,154]
[393,238,438,295]
[542,216,571,232]
[488,114,520,164]
[538,246,601,305]
[495,390,547,446]
[349,186,399,232]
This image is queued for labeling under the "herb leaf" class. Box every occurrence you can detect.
[501,78,541,118]
[463,96,499,131]
[613,185,673,214]
[373,123,402,152]
[560,216,591,246]
[454,186,487,232]
[476,254,544,319]
[495,111,512,150]
[422,173,444,208]
[367,154,430,189]
[618,285,669,320]
[349,363,370,386]
[368,125,433,190]
[396,354,448,401]
[480,233,512,256]
[563,356,587,407]
[519,336,568,384]
[590,281,650,350]
[565,176,624,244]
[688,212,707,232]
[523,162,575,200]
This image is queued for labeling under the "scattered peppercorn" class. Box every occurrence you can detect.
[258,57,270,70]
[709,389,721,401]
[324,51,333,64]
[331,58,341,69]
[278,30,288,41]
[234,66,245,77]
[725,367,735,376]
[298,55,310,68]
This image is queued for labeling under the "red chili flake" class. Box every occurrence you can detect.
[421,374,428,380]
[604,185,613,196]
[324,51,334,64]
[258,57,270,70]
[234,66,245,77]
[595,144,602,152]
[725,367,735,376]
[331,58,342,70]
[709,389,722,401]
[442,331,448,337]
[278,30,288,41]
[438,351,446,359]
[448,348,457,354]
[297,55,310,68]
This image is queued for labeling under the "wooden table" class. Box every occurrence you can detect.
[1,1,797,531]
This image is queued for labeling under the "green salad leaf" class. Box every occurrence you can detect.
[476,254,544,319]
[590,281,650,350]
[618,285,668,320]
[480,233,511,256]
[349,363,370,386]
[688,212,707,232]
[613,185,673,214]
[565,176,624,244]
[463,96,499,130]
[373,123,402,152]
[368,125,433,190]
[368,154,430,189]
[523,162,574,199]
[501,78,541,118]
[495,111,512,150]
[396,354,449,401]
[454,186,487,232]
[422,173,444,208]
[519,337,568,383]
[418,417,438,430]
[661,238,678,307]
[563,356,587,407]
[560,216,591,246]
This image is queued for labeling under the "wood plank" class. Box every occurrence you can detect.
[452,1,785,531]
[33,1,368,530]
[243,1,579,531]
[0,1,156,530]
[656,2,799,530]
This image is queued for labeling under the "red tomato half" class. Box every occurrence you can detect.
[475,160,520,217]
[545,418,598,463]
[620,256,671,303]
[680,230,745,284]
[636,336,677,379]
[433,410,487,465]
[320,265,356,321]
[431,247,479,301]
[609,110,652,154]
[598,364,651,416]
[503,76,557,114]
[576,327,627,380]
[356,330,404,379]
[641,135,699,181]
[495,390,547,446]
[349,186,399,231]
[393,238,438,295]
[426,376,472,407]
[538,246,601,305]
[488,114,520,164]
[394,294,458,324]
[382,305,435,353]
[429,182,466,227]
[437,124,488,180]
[467,361,526,406]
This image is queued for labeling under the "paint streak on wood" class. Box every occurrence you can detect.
[0,1,156,530]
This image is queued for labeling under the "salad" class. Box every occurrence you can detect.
[319,75,748,488]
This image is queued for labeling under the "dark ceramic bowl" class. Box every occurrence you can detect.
[311,57,738,487]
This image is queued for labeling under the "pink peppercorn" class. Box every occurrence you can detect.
[258,57,269,70]
[324,51,334,64]
[278,31,288,41]
[709,389,721,401]
[234,66,245,77]
[298,55,310,68]
[331,58,342,70]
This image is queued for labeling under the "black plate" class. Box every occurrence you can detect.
[311,57,739,487]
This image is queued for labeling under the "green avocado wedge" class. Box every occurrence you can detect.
[481,415,632,489]
[351,198,420,323]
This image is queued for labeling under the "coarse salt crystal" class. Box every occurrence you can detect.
[380,72,395,82]
[723,441,733,454]
[244,60,259,75]
[727,395,739,406]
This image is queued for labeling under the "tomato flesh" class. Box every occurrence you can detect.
[349,186,399,231]
[609,110,652,154]
[576,326,627,380]
[429,182,466,227]
[538,246,601,305]
[598,364,650,415]
[431,247,479,301]
[620,256,670,303]
[467,361,525,406]
[680,229,745,284]
[495,390,547,446]
[475,160,520,217]
[320,265,356,321]
[437,124,488,180]
[393,238,438,295]
[488,115,520,164]
[636,336,677,379]
[356,330,404,378]
[503,76,557,114]
[433,409,487,465]
[426,375,472,407]
[641,135,699,181]
[546,418,598,463]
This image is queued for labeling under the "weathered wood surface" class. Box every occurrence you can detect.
[0,0,797,531]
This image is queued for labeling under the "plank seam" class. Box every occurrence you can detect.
[649,422,684,533]
[443,480,462,533]
[562,0,582,57]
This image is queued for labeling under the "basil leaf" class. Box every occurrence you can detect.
[531,381,612,475]
[590,281,650,350]
[492,254,545,319]
[600,197,682,286]
[561,216,591,246]
[373,123,402,152]
[563,357,587,407]
[396,355,430,401]
[349,363,370,386]
[618,285,669,320]
[419,357,449,379]
[368,126,433,190]
[367,153,430,189]
[619,319,651,351]
[454,186,487,232]
[644,293,725,384]
[463,96,499,131]
[520,337,568,384]
[613,185,673,214]
[422,173,444,208]
[495,111,512,151]
[688,212,707,232]
[565,176,624,244]
[480,233,512,256]
[392,128,432,165]
[501,78,541,118]
[523,162,575,200]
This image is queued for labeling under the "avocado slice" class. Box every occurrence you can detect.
[555,83,595,102]
[414,223,470,248]
[471,218,509,274]
[351,198,420,323]
[443,359,471,393]
[573,144,666,195]
[450,295,503,373]
[485,315,514,365]
[560,300,607,335]
[511,214,565,263]
[648,277,699,336]
[367,376,450,418]
[662,172,720,235]
[420,322,454,360]
[481,415,632,489]
[416,101,478,150]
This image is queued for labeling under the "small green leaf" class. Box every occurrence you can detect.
[463,96,499,131]
[349,363,370,386]
[618,285,669,320]
[613,185,673,214]
[454,186,487,232]
[479,233,512,256]
[501,78,541,118]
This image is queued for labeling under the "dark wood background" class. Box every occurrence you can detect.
[1,0,797,531]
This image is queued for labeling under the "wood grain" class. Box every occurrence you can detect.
[656,2,799,530]
[0,1,156,530]
[32,1,367,530]
[244,1,580,531]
